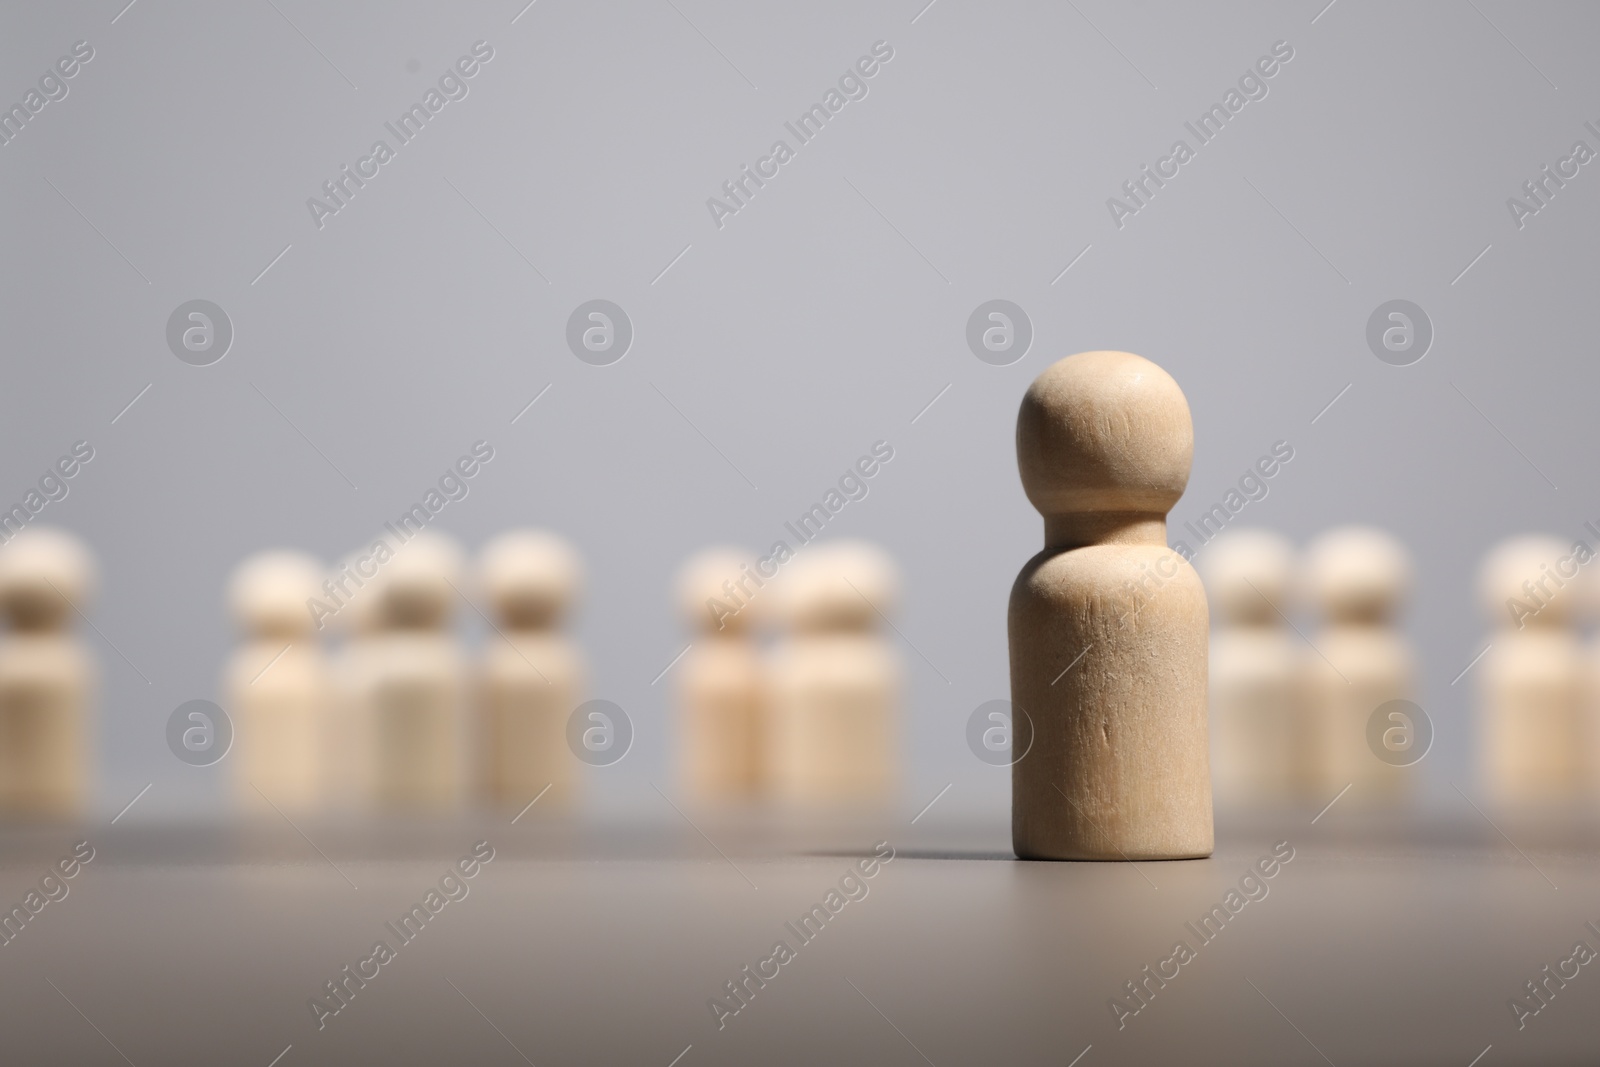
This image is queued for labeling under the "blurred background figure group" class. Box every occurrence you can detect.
[1202,525,1416,813]
[0,526,899,823]
[676,541,900,810]
[223,532,898,819]
[1204,525,1600,817]
[227,529,584,819]
[17,518,1599,825]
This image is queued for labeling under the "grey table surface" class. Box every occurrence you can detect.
[0,807,1595,1066]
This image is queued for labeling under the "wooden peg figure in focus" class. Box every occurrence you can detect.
[1009,351,1212,860]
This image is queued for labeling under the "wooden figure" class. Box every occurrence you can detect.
[227,550,330,815]
[768,541,898,807]
[477,530,583,811]
[1479,535,1583,806]
[1302,526,1414,805]
[1198,528,1300,808]
[1009,351,1212,860]
[0,528,94,819]
[676,548,764,804]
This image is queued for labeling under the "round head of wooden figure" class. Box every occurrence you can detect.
[229,550,324,638]
[775,540,896,633]
[1304,526,1409,626]
[1479,534,1577,629]
[1016,350,1193,549]
[376,531,464,630]
[1199,528,1295,626]
[677,547,759,635]
[0,527,94,630]
[479,530,580,630]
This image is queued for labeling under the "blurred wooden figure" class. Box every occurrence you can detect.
[768,541,898,807]
[354,531,466,813]
[1302,526,1415,806]
[1199,529,1300,809]
[477,530,582,812]
[1008,351,1212,860]
[1479,535,1585,807]
[676,548,764,804]
[322,545,385,814]
[0,528,94,818]
[227,551,329,816]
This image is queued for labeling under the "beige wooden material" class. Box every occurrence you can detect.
[1479,536,1584,806]
[1301,526,1414,805]
[227,551,329,816]
[0,528,93,819]
[1009,351,1212,861]
[676,548,765,804]
[1198,529,1300,808]
[352,531,466,812]
[768,541,898,806]
[477,530,582,811]
[324,547,382,814]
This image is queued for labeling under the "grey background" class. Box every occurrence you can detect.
[2,0,1596,821]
